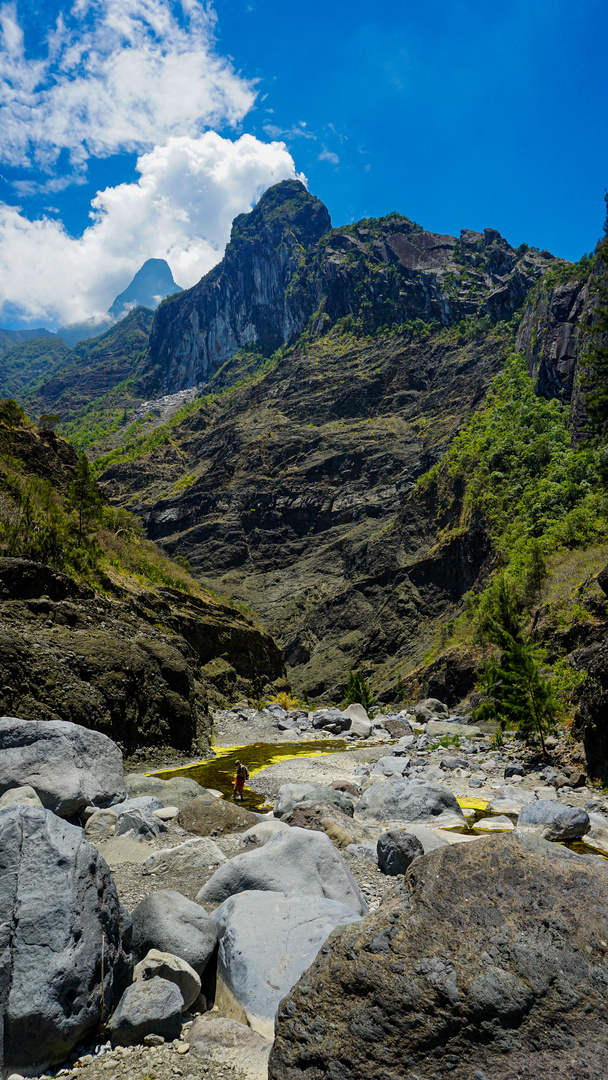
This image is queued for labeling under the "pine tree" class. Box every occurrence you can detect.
[581,194,608,445]
[474,575,557,756]
[344,669,375,710]
[66,453,101,545]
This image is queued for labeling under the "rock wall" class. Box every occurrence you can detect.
[0,559,287,753]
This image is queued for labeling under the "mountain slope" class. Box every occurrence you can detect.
[0,402,287,752]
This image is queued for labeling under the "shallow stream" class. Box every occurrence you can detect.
[150,739,347,811]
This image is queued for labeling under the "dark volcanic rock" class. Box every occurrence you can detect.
[572,634,608,781]
[269,833,608,1080]
[0,558,286,753]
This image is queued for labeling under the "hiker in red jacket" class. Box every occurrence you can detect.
[233,760,249,800]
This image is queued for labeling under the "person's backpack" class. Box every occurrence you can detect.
[241,765,250,781]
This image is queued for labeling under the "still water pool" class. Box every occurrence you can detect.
[149,739,347,811]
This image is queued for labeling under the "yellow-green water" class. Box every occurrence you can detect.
[149,739,347,811]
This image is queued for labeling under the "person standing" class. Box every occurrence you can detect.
[233,760,249,800]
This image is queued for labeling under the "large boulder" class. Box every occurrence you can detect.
[130,890,218,974]
[355,777,464,825]
[196,826,368,915]
[517,800,590,841]
[178,794,259,835]
[0,716,126,816]
[280,802,374,849]
[274,782,354,818]
[237,818,291,850]
[142,836,227,875]
[343,704,372,738]
[0,806,131,1074]
[311,707,350,733]
[124,772,210,809]
[269,833,608,1080]
[108,977,183,1046]
[211,890,363,1039]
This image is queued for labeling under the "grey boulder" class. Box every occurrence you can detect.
[108,977,183,1046]
[0,806,131,1073]
[355,777,464,825]
[311,708,350,733]
[371,755,410,778]
[196,826,368,915]
[504,763,526,778]
[377,829,424,875]
[133,949,201,1010]
[274,782,354,818]
[440,756,469,770]
[237,819,290,850]
[343,704,372,739]
[142,837,227,876]
[114,808,166,840]
[517,801,590,841]
[0,717,126,816]
[130,890,218,973]
[211,890,363,1039]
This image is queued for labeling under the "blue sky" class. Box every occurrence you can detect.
[0,0,606,328]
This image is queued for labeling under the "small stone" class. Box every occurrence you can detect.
[143,1034,165,1046]
[174,1041,190,1054]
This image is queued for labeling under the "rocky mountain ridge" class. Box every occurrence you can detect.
[145,179,559,394]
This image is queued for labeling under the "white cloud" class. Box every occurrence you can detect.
[0,0,255,174]
[318,148,339,165]
[0,132,305,327]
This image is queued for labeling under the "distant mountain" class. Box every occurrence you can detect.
[56,258,182,347]
[0,326,56,356]
[109,258,182,320]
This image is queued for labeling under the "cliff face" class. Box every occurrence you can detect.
[147,180,557,394]
[147,180,331,391]
[100,321,508,700]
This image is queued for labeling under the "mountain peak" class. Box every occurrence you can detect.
[230,179,331,250]
[109,258,182,320]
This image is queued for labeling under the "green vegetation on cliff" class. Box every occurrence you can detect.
[422,351,607,577]
[0,398,210,597]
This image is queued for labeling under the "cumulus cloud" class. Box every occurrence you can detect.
[0,132,305,326]
[0,0,255,174]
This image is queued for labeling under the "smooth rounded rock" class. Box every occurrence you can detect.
[178,795,259,836]
[355,777,464,825]
[517,801,590,841]
[210,890,363,1039]
[84,808,119,841]
[0,785,43,810]
[0,717,126,816]
[131,890,218,973]
[274,782,354,818]
[133,949,201,1010]
[196,826,368,915]
[108,977,183,1046]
